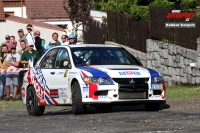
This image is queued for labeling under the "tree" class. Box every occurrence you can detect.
[63,0,91,36]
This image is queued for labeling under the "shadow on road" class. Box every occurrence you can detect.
[44,103,170,116]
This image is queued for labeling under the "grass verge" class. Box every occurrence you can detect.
[166,85,200,100]
[0,100,25,109]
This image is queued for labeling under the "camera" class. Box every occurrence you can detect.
[27,28,32,31]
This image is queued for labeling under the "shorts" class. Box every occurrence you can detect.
[6,73,19,86]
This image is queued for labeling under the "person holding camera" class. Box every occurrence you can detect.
[4,45,21,101]
[26,24,37,50]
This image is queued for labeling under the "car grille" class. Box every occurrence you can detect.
[112,78,149,99]
[112,78,149,84]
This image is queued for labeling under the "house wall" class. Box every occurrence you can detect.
[105,40,200,86]
[4,6,27,18]
[0,20,63,48]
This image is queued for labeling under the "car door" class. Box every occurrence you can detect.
[39,48,58,90]
[52,48,71,98]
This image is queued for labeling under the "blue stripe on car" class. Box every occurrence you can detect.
[76,66,114,85]
[146,68,161,87]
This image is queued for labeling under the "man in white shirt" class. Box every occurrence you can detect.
[4,45,21,101]
[61,35,69,45]
[26,24,37,50]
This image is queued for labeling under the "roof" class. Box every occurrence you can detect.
[0,0,5,20]
[56,44,119,48]
[90,10,107,18]
[25,0,69,20]
[6,14,64,31]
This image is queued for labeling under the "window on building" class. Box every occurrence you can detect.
[5,12,14,16]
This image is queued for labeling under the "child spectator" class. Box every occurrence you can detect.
[10,36,17,47]
[4,35,13,51]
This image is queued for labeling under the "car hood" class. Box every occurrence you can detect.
[76,65,153,78]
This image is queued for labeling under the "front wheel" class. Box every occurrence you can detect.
[145,103,160,111]
[26,86,45,116]
[72,81,86,115]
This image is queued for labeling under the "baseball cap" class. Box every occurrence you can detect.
[68,34,75,39]
[5,35,10,39]
[51,40,56,44]
[28,42,34,46]
[18,29,24,32]
[11,45,16,49]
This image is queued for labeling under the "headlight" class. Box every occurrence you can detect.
[84,76,112,85]
[152,76,163,83]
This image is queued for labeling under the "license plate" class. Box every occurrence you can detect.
[152,84,162,89]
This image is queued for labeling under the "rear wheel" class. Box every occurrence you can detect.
[26,86,45,116]
[95,105,112,113]
[72,81,86,115]
[145,103,160,111]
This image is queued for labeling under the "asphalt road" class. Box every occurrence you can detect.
[1,101,200,133]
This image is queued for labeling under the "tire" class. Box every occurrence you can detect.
[145,103,160,111]
[26,86,45,116]
[95,105,112,113]
[72,81,86,115]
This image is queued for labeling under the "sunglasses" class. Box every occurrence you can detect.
[36,34,40,35]
[29,45,34,47]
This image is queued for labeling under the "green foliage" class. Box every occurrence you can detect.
[130,4,149,20]
[92,0,200,20]
[151,0,174,8]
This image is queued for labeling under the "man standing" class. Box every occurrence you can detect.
[26,24,36,44]
[18,29,28,52]
[20,42,40,68]
[5,45,21,101]
[61,35,69,45]
[47,32,61,47]
[68,34,77,44]
[0,45,14,100]
[18,40,28,56]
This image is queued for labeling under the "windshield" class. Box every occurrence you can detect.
[70,47,143,66]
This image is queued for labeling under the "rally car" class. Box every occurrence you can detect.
[21,44,166,116]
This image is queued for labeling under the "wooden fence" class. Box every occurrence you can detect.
[82,6,200,52]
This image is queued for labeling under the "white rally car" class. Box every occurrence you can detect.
[21,44,166,116]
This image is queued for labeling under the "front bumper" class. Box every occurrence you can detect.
[82,98,166,105]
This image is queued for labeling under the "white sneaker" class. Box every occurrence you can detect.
[10,94,13,97]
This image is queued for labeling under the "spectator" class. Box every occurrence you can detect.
[0,44,9,100]
[18,40,28,56]
[35,36,45,57]
[4,45,21,101]
[10,36,17,47]
[0,45,14,99]
[35,30,40,37]
[68,34,77,44]
[20,42,40,68]
[47,32,61,47]
[18,29,28,53]
[4,35,13,51]
[41,39,45,47]
[45,40,57,51]
[26,24,36,44]
[61,35,69,45]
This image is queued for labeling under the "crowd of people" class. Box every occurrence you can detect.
[0,24,80,101]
